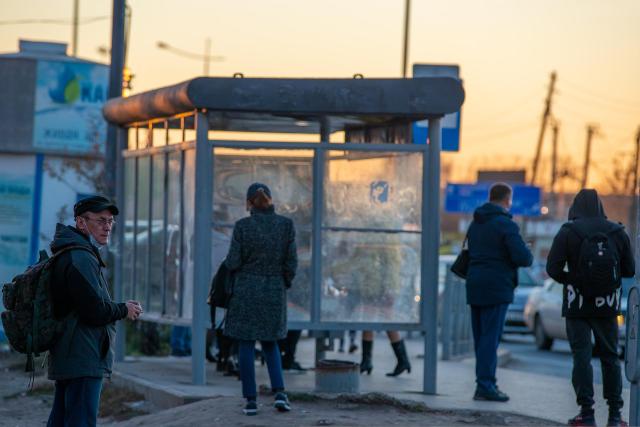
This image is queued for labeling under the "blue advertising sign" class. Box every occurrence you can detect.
[412,64,461,152]
[33,60,109,153]
[445,183,542,217]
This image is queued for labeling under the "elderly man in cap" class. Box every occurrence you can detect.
[47,196,143,427]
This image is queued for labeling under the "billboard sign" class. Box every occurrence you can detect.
[445,183,542,217]
[412,64,461,152]
[33,60,109,153]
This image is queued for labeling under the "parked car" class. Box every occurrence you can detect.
[524,277,632,353]
[503,268,544,334]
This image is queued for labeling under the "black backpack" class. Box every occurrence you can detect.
[568,223,622,298]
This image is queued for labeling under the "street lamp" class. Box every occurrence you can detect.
[156,38,225,76]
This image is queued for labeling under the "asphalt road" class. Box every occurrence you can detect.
[500,333,631,389]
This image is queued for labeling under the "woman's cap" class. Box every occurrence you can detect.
[246,182,272,200]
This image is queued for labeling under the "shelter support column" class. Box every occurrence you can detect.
[114,126,127,362]
[422,117,442,394]
[192,111,212,385]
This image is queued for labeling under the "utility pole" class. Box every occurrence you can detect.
[580,124,599,189]
[203,38,211,76]
[402,0,411,77]
[106,0,126,198]
[550,119,559,215]
[629,126,640,250]
[71,0,79,56]
[530,71,557,185]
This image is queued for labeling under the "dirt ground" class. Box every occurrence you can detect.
[0,351,148,427]
[105,393,562,427]
[1,351,560,426]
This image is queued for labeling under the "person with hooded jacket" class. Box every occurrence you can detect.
[547,189,634,427]
[466,183,533,402]
[47,196,143,427]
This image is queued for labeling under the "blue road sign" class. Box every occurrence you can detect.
[412,64,462,152]
[445,183,542,217]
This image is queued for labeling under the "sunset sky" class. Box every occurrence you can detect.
[1,0,639,192]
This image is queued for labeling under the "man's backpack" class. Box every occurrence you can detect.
[1,245,94,372]
[568,223,623,298]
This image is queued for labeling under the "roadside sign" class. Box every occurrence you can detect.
[445,183,542,217]
[412,64,461,152]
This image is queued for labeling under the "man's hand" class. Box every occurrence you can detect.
[125,300,143,321]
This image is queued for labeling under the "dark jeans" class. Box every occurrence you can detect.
[470,303,508,392]
[170,325,191,356]
[238,340,285,400]
[566,317,623,412]
[278,329,301,368]
[47,377,103,427]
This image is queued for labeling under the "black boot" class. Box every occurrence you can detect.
[360,339,373,374]
[386,340,411,377]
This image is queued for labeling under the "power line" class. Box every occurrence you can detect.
[561,78,640,109]
[0,16,109,26]
[463,121,538,140]
[557,86,640,116]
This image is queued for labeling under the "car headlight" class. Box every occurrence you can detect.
[617,314,625,327]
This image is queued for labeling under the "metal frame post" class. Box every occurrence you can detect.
[114,126,128,362]
[313,117,330,362]
[191,111,212,385]
[422,116,442,394]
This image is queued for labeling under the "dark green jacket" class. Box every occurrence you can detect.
[48,224,127,380]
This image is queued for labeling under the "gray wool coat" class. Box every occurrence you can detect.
[223,206,297,341]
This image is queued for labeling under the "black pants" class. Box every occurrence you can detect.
[279,330,301,369]
[566,317,623,412]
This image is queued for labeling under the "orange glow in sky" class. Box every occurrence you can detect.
[1,0,638,192]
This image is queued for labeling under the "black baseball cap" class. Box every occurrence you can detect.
[74,196,119,217]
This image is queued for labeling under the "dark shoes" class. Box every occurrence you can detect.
[243,400,258,416]
[360,340,373,374]
[274,392,291,412]
[568,411,596,426]
[606,414,628,427]
[386,340,412,377]
[473,387,510,402]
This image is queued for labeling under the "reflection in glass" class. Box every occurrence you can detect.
[134,157,150,304]
[181,149,196,318]
[212,147,313,321]
[122,158,135,300]
[322,231,421,323]
[147,155,165,313]
[324,151,422,230]
[165,152,182,317]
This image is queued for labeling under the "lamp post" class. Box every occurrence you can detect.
[156,39,225,76]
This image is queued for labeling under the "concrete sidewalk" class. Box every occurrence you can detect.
[113,336,629,426]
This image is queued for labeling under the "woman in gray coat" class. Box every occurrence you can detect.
[224,182,298,416]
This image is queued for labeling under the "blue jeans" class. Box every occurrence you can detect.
[170,325,192,356]
[47,377,103,427]
[238,340,285,400]
[470,303,508,392]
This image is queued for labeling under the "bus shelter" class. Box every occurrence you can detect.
[103,76,465,393]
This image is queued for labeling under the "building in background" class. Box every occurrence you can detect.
[0,40,109,338]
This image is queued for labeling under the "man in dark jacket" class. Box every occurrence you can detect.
[466,183,533,402]
[47,196,142,427]
[547,189,634,427]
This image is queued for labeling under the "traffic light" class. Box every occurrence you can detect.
[122,67,134,97]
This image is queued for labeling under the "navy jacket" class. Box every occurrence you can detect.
[466,202,533,306]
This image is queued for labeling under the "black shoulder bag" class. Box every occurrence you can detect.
[450,232,470,280]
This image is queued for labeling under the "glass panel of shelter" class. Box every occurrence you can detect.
[211,147,314,322]
[321,150,423,323]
